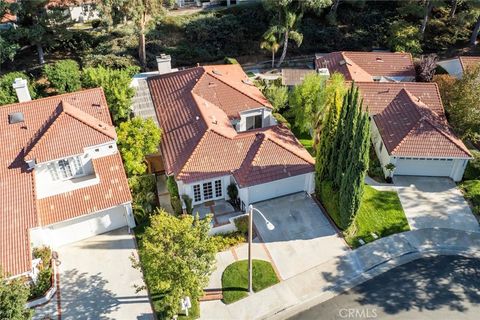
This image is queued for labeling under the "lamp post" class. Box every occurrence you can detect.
[247,204,275,294]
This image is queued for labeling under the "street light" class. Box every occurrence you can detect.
[247,204,275,294]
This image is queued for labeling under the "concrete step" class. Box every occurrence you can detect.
[200,289,223,302]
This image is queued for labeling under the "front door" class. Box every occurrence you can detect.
[192,179,223,204]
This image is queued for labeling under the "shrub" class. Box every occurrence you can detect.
[81,54,139,70]
[44,59,82,94]
[317,181,342,229]
[227,183,238,201]
[234,215,249,235]
[388,20,422,54]
[0,71,36,105]
[167,176,180,198]
[211,232,245,251]
[224,57,239,64]
[129,174,157,223]
[32,246,51,266]
[182,194,193,215]
[29,267,52,300]
[171,196,183,216]
[460,180,480,215]
[273,113,291,129]
[464,150,480,181]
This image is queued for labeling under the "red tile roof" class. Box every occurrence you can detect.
[0,88,131,276]
[459,56,480,73]
[355,82,445,117]
[148,65,314,185]
[315,51,415,81]
[373,89,471,158]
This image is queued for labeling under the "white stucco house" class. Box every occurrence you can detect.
[0,82,133,278]
[145,64,315,210]
[356,82,472,181]
[437,56,480,78]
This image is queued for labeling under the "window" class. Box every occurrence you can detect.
[203,182,213,200]
[215,180,222,197]
[246,114,262,130]
[193,185,201,202]
[47,156,84,181]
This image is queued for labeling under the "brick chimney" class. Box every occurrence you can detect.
[156,54,172,75]
[12,78,32,102]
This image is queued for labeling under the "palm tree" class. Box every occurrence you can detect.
[260,31,280,68]
[265,8,303,67]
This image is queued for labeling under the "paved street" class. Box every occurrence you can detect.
[394,176,478,232]
[33,228,153,320]
[289,255,480,320]
[253,193,349,280]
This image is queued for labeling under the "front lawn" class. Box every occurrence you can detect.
[318,183,409,247]
[345,185,410,247]
[221,260,279,304]
[291,127,314,155]
[460,180,480,216]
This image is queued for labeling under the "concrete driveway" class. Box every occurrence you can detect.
[394,176,479,232]
[33,228,153,320]
[252,193,349,280]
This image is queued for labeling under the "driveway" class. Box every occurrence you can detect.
[252,193,349,280]
[33,228,154,320]
[394,176,478,232]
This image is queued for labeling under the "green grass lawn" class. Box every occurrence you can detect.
[221,260,279,304]
[345,185,409,247]
[460,180,480,216]
[291,126,314,155]
[318,183,409,248]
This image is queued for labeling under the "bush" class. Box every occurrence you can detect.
[224,57,239,64]
[273,113,291,129]
[317,181,343,229]
[167,176,180,198]
[44,59,82,94]
[460,180,480,215]
[182,194,193,215]
[129,174,158,223]
[29,246,53,300]
[81,54,139,70]
[464,150,480,181]
[171,196,183,216]
[234,215,248,235]
[0,71,36,105]
[227,183,238,201]
[211,232,245,251]
[388,20,422,54]
[32,246,51,266]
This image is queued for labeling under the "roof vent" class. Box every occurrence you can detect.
[339,60,346,66]
[376,57,384,62]
[317,68,330,77]
[212,69,223,76]
[211,116,217,124]
[195,116,200,121]
[8,112,24,124]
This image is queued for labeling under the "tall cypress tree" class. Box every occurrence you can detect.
[328,93,348,184]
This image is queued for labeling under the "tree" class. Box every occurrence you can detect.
[0,35,19,73]
[437,66,480,143]
[388,20,423,54]
[0,72,36,105]
[116,117,161,176]
[470,1,480,45]
[260,31,280,68]
[0,269,33,320]
[415,54,438,82]
[81,66,139,123]
[264,83,289,112]
[44,59,81,94]
[131,210,216,318]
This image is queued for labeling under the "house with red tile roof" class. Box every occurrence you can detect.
[355,82,471,181]
[146,64,315,208]
[315,51,416,82]
[438,56,480,78]
[0,85,133,278]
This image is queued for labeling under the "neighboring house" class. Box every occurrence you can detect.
[437,56,480,78]
[281,68,316,87]
[355,82,472,181]
[315,51,416,82]
[146,64,315,209]
[0,82,134,278]
[0,0,17,29]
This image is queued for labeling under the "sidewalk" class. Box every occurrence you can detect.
[200,228,480,320]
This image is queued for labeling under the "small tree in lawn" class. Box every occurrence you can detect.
[0,268,33,320]
[131,209,216,318]
[116,117,161,176]
[44,59,82,94]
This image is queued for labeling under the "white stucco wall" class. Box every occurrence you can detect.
[371,120,392,177]
[179,175,230,205]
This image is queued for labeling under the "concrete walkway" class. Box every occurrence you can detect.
[200,228,480,320]
[394,176,479,232]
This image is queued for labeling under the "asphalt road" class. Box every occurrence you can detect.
[289,255,480,320]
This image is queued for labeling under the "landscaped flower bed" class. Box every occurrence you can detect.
[28,246,53,301]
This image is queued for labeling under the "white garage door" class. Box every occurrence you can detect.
[395,158,454,177]
[249,174,307,204]
[46,206,128,247]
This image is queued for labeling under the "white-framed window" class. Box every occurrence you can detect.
[246,114,262,130]
[192,179,223,203]
[215,180,222,198]
[193,185,201,202]
[203,182,213,200]
[47,156,84,181]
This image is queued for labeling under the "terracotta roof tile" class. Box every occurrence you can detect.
[281,68,316,86]
[459,56,480,73]
[315,51,415,81]
[373,89,471,158]
[0,88,131,276]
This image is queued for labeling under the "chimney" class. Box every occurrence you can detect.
[12,78,32,103]
[156,54,172,75]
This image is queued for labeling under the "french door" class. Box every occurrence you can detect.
[192,179,223,203]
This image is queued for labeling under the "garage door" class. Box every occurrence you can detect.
[46,206,128,247]
[395,158,454,177]
[249,174,306,204]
